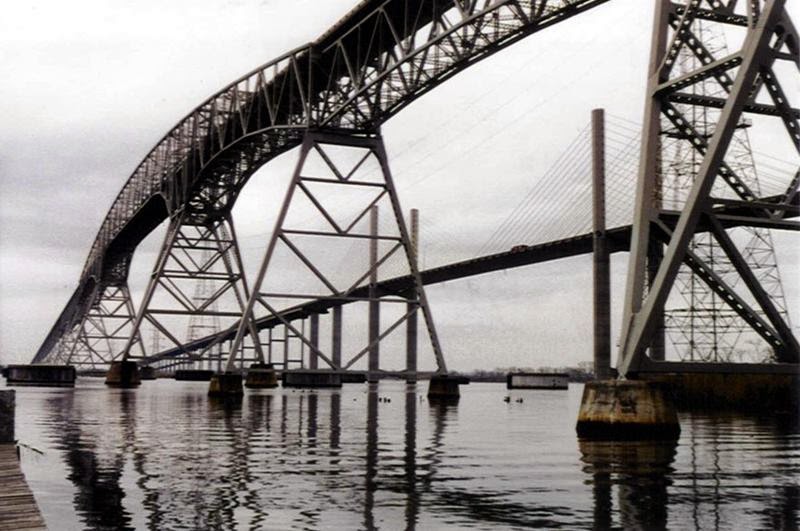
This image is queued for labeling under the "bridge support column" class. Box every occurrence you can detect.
[61,281,145,371]
[368,206,380,383]
[332,307,342,368]
[616,0,799,376]
[208,372,244,397]
[427,374,468,402]
[245,363,279,389]
[221,130,448,384]
[121,213,264,372]
[592,109,611,380]
[309,314,319,370]
[105,360,141,388]
[576,380,679,440]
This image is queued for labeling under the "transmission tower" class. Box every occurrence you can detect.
[185,246,224,371]
[661,21,791,363]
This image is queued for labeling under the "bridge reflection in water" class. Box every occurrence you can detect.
[12,380,799,530]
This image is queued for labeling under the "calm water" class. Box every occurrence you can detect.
[5,378,799,530]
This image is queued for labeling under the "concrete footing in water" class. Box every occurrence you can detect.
[576,380,680,440]
[0,390,14,443]
[139,366,157,380]
[640,371,799,414]
[2,365,76,387]
[105,361,142,388]
[283,370,342,388]
[245,364,279,389]
[427,374,469,402]
[208,373,244,396]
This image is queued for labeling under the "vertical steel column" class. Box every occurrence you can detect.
[617,0,670,374]
[618,0,791,375]
[283,325,289,369]
[309,314,319,370]
[267,328,273,365]
[368,206,380,382]
[647,240,666,361]
[406,208,419,383]
[592,109,611,380]
[332,306,342,368]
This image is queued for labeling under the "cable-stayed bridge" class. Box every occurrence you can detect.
[25,0,799,386]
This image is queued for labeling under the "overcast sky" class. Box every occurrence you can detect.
[1,0,797,371]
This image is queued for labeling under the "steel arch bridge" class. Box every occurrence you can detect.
[32,0,799,379]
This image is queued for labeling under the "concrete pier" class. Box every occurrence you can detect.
[139,366,157,380]
[245,364,279,389]
[283,370,342,388]
[105,360,142,388]
[576,380,680,440]
[208,373,244,396]
[591,108,612,380]
[368,206,380,383]
[427,374,468,402]
[2,365,76,387]
[0,391,13,444]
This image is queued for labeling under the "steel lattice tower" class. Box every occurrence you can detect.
[185,246,223,371]
[662,20,791,363]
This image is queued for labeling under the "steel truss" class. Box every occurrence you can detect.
[223,130,446,376]
[121,213,264,369]
[618,0,799,377]
[35,0,610,365]
[51,283,145,369]
[662,11,791,363]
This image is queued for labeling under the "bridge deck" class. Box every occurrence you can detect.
[0,445,46,531]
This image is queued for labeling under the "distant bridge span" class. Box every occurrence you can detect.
[144,194,799,365]
[36,0,621,363]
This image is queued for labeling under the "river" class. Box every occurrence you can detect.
[6,378,799,530]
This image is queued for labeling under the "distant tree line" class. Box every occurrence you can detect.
[453,361,595,383]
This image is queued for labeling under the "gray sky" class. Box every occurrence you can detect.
[1,0,797,371]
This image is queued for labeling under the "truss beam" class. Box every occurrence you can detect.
[222,130,447,375]
[120,213,263,368]
[619,0,798,376]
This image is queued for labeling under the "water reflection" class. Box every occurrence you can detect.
[579,439,676,530]
[364,386,378,530]
[405,385,419,531]
[42,390,133,530]
[22,382,800,530]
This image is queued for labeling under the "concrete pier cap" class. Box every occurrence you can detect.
[576,379,680,440]
[105,361,142,388]
[208,372,244,397]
